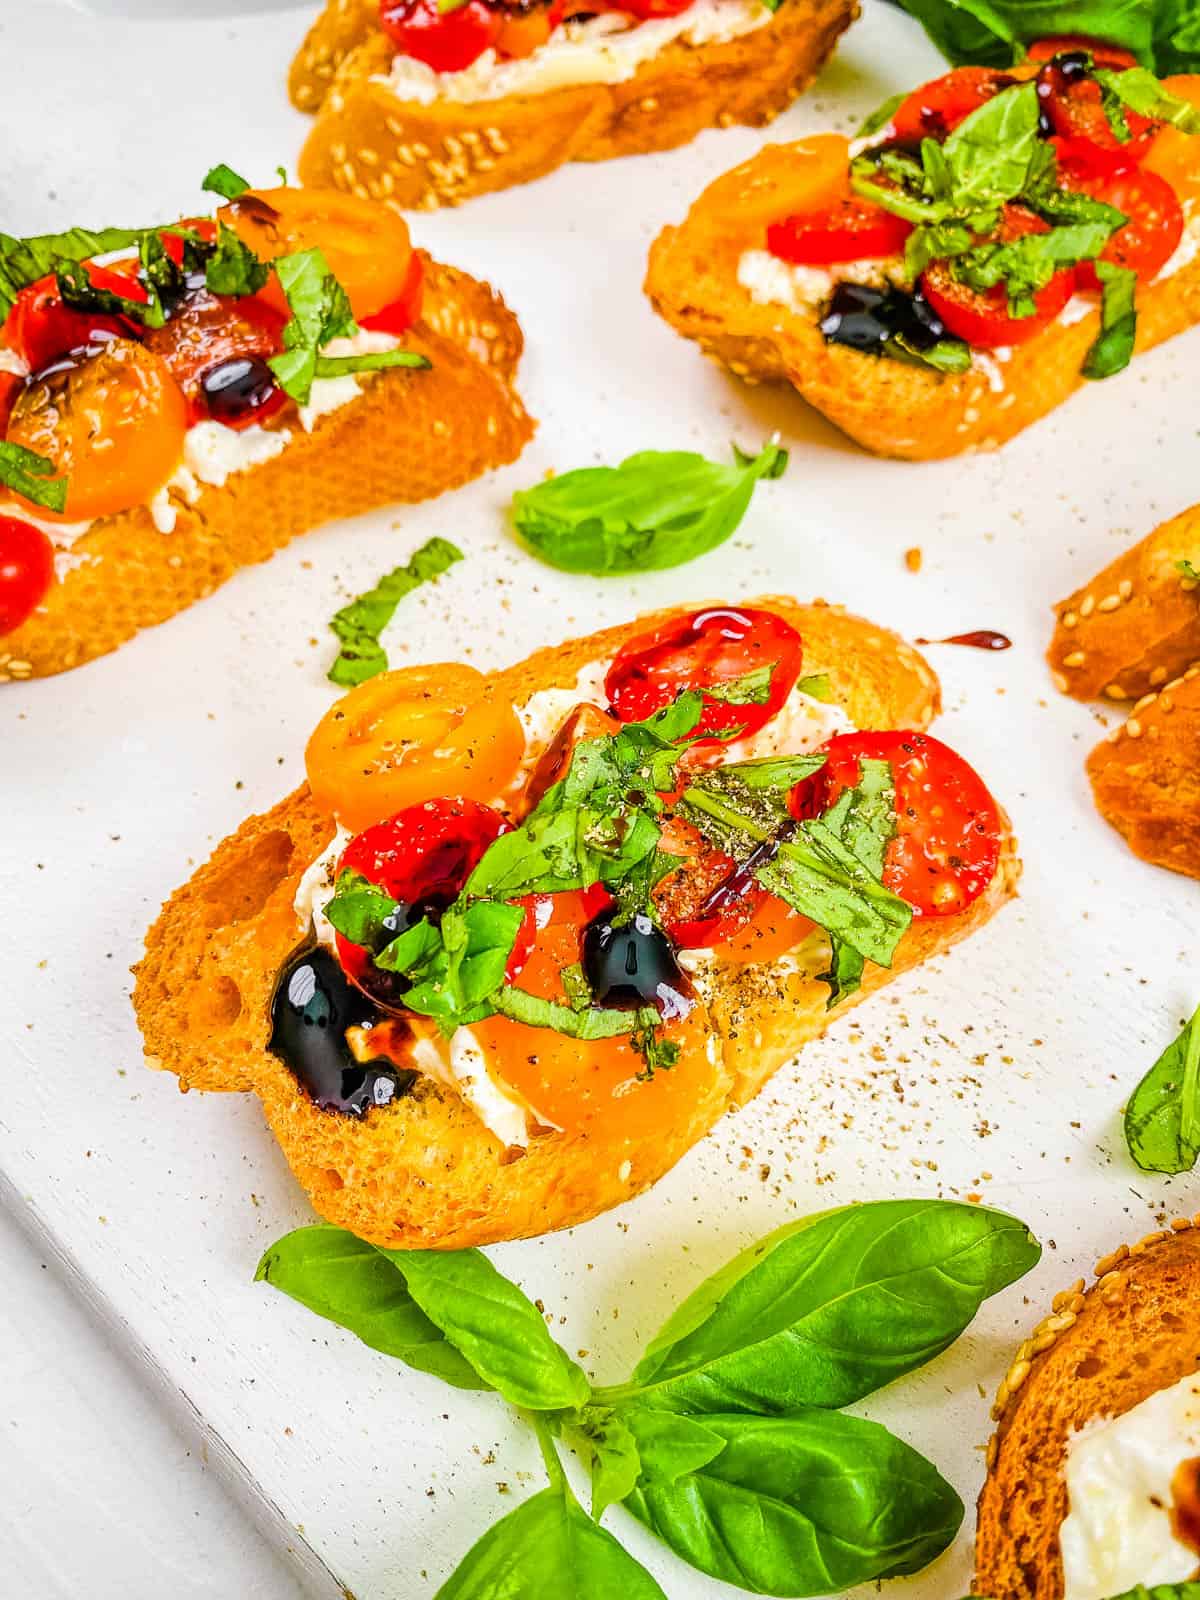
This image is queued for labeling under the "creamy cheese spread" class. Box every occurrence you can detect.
[1060,1371,1200,1600]
[736,249,901,316]
[374,0,772,105]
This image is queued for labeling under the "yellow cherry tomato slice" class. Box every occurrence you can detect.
[305,662,525,832]
[220,188,415,322]
[691,135,852,249]
[6,338,187,522]
[1144,76,1200,209]
[718,895,816,966]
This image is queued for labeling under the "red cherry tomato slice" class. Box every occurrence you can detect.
[767,199,912,266]
[360,252,426,336]
[891,66,1014,144]
[333,796,517,1008]
[161,218,219,267]
[4,271,135,375]
[0,515,55,635]
[379,0,500,73]
[141,290,287,426]
[802,730,1002,918]
[1026,36,1139,68]
[1063,164,1185,288]
[605,607,804,743]
[653,816,766,949]
[621,0,693,16]
[1037,55,1158,173]
[921,204,1076,349]
[0,370,21,436]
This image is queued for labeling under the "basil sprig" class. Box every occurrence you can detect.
[890,0,1199,74]
[0,224,149,322]
[201,162,251,201]
[327,534,463,687]
[1123,1001,1200,1174]
[258,1199,1041,1598]
[511,440,788,576]
[1083,259,1139,378]
[0,441,67,513]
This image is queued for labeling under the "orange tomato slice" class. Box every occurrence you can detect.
[6,339,187,522]
[220,188,415,323]
[305,662,525,832]
[718,895,816,965]
[691,136,852,249]
[1144,76,1200,210]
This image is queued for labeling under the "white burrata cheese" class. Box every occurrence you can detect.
[516,660,612,752]
[374,0,771,105]
[293,825,351,950]
[737,248,901,316]
[723,685,852,762]
[1060,1371,1200,1600]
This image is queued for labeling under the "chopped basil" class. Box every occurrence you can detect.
[201,163,251,200]
[704,662,775,706]
[1178,558,1200,581]
[314,349,429,379]
[511,441,788,576]
[55,256,166,330]
[1083,260,1139,379]
[204,222,269,298]
[323,869,402,948]
[1095,64,1200,131]
[0,224,148,321]
[794,672,834,701]
[328,535,463,688]
[0,441,68,513]
[1124,1002,1200,1174]
[954,218,1120,315]
[268,247,357,405]
[856,91,907,138]
[941,81,1043,208]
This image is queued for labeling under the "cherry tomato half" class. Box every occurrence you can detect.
[0,515,55,634]
[801,730,1002,917]
[334,797,519,1009]
[220,187,416,324]
[1064,164,1184,288]
[360,252,426,337]
[379,0,500,73]
[305,662,526,833]
[604,607,804,743]
[921,205,1076,349]
[1037,53,1158,173]
[891,66,1013,144]
[1025,36,1139,68]
[767,198,912,266]
[142,289,288,425]
[6,339,188,522]
[653,815,766,949]
[3,271,135,376]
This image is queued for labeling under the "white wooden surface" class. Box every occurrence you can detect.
[3,1,1200,1596]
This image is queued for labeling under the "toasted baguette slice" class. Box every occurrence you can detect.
[1049,503,1200,705]
[132,597,1019,1250]
[976,1220,1200,1600]
[645,140,1200,461]
[290,0,857,210]
[0,258,533,684]
[1086,664,1200,880]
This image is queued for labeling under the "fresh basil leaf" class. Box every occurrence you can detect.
[905,218,976,279]
[822,756,894,879]
[629,1014,681,1079]
[396,901,526,1030]
[255,1226,488,1389]
[704,663,776,705]
[204,221,269,298]
[793,672,833,702]
[1158,0,1200,73]
[625,1410,963,1595]
[374,914,442,975]
[956,218,1118,311]
[1096,65,1200,131]
[1124,1002,1200,1174]
[328,535,464,687]
[629,1199,1041,1411]
[857,90,907,137]
[0,224,148,320]
[619,1408,726,1485]
[511,441,788,576]
[1179,558,1200,581]
[892,0,1156,71]
[55,257,166,330]
[942,81,1042,207]
[714,753,827,792]
[893,329,975,372]
[384,1248,591,1411]
[1084,260,1139,380]
[0,441,68,513]
[575,1408,643,1520]
[268,246,357,405]
[313,348,429,380]
[758,826,911,969]
[202,162,251,200]
[435,1484,668,1600]
[818,938,866,1006]
[495,985,659,1042]
[323,868,399,947]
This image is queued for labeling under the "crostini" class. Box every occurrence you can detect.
[645,41,1200,460]
[289,0,858,209]
[1049,505,1200,880]
[976,1219,1200,1600]
[133,597,1019,1249]
[0,175,532,682]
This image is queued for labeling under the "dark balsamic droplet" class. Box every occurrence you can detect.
[201,355,279,425]
[268,945,415,1117]
[916,630,1013,652]
[819,283,949,357]
[581,911,691,1020]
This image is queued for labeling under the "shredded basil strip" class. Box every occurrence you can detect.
[202,162,251,200]
[327,536,464,688]
[1083,261,1138,380]
[0,441,68,513]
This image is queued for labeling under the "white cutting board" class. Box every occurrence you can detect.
[2,2,1199,1596]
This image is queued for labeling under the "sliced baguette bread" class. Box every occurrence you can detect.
[132,597,1019,1250]
[644,133,1200,461]
[1,257,532,683]
[976,1220,1200,1600]
[290,0,857,210]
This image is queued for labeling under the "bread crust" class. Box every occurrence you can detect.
[290,0,857,209]
[0,257,533,683]
[976,1220,1200,1600]
[131,597,1019,1249]
[1049,503,1200,705]
[644,142,1200,460]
